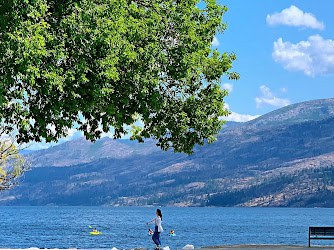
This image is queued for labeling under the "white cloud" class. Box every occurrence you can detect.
[222,83,233,93]
[255,85,290,108]
[224,103,230,110]
[273,35,334,77]
[267,5,324,30]
[225,112,260,122]
[26,143,51,151]
[47,124,56,135]
[101,131,114,138]
[223,103,260,122]
[67,128,77,137]
[61,129,83,142]
[212,36,220,46]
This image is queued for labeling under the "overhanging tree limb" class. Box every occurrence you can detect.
[0,0,239,154]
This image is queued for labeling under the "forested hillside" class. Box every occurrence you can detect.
[2,99,334,207]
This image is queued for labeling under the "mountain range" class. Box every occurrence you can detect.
[2,98,334,207]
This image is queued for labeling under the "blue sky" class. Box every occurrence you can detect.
[218,0,334,122]
[29,0,334,150]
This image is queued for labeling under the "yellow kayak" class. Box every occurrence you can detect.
[90,232,102,235]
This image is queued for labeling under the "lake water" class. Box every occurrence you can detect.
[1,207,334,249]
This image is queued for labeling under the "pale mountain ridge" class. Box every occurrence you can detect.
[2,98,334,206]
[245,98,334,129]
[29,99,334,168]
[30,137,160,167]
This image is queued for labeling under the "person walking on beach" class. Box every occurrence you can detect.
[146,209,163,249]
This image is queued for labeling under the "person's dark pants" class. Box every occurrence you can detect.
[152,226,161,247]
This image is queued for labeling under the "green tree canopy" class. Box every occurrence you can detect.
[0,0,239,154]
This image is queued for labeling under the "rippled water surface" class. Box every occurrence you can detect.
[1,207,334,249]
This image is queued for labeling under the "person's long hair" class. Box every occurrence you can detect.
[157,209,162,220]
